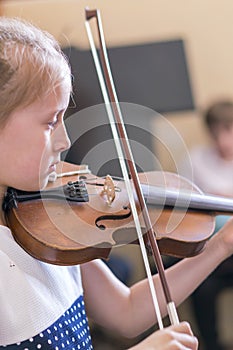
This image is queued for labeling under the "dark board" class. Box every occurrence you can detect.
[62,40,194,176]
[63,39,194,114]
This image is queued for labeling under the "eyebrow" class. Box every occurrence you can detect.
[47,109,66,118]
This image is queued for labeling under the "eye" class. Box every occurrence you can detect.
[48,116,59,129]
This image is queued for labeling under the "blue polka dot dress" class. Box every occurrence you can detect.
[0,227,93,349]
[1,296,93,349]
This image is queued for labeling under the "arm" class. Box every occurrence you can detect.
[81,218,233,337]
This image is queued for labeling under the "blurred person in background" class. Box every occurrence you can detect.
[181,100,233,350]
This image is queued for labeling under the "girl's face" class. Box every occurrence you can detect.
[0,79,71,191]
[213,123,233,161]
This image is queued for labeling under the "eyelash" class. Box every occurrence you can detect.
[48,117,59,129]
[48,121,57,128]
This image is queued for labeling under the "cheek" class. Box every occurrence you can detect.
[217,134,233,159]
[6,134,52,190]
[18,135,50,168]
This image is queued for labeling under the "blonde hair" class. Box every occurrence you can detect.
[0,17,71,126]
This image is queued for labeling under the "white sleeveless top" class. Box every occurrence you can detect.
[0,225,89,346]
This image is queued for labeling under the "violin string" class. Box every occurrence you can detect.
[85,13,164,329]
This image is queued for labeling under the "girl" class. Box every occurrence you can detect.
[0,16,232,350]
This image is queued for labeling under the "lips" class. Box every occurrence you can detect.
[48,158,61,174]
[48,165,55,174]
[49,161,58,172]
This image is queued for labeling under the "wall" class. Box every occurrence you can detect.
[2,0,233,171]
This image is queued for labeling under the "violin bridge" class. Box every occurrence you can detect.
[101,175,116,206]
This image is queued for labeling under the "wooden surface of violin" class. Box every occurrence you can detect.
[3,161,223,266]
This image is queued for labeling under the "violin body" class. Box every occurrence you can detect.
[3,161,218,265]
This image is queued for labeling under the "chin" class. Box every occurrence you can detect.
[222,154,233,161]
[24,178,48,192]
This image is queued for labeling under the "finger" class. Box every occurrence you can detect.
[166,322,198,349]
[169,321,194,336]
[168,328,198,350]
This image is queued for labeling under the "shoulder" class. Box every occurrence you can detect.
[187,145,221,173]
[189,145,213,161]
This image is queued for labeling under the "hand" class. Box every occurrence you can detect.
[214,217,233,258]
[130,322,198,350]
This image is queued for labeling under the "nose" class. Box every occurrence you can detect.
[53,122,71,153]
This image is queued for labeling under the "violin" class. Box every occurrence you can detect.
[3,161,233,266]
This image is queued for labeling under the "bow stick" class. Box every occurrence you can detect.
[85,7,179,328]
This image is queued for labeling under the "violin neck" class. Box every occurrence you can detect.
[141,184,233,214]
